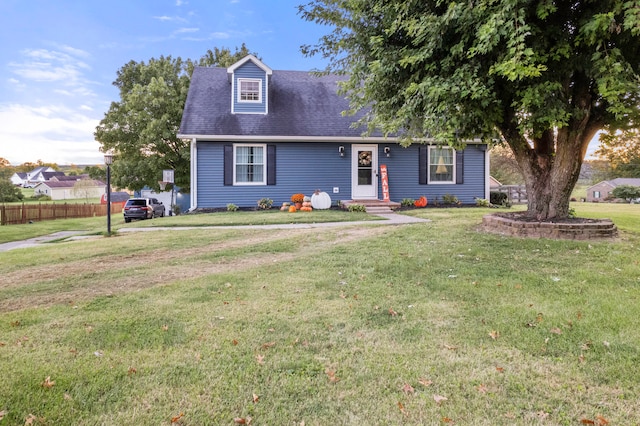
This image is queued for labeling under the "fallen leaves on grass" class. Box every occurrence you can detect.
[0,410,5,420]
[388,308,398,317]
[24,414,45,425]
[418,378,433,387]
[255,354,265,365]
[234,416,252,424]
[261,341,276,350]
[401,383,415,394]
[580,416,609,425]
[550,327,562,335]
[252,393,259,403]
[325,368,340,383]
[170,412,184,424]
[476,384,488,393]
[489,330,499,340]
[41,376,55,388]
[397,402,406,415]
[127,367,137,375]
[433,395,448,405]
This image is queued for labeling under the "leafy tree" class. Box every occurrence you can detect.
[84,165,107,182]
[95,44,255,193]
[595,129,640,178]
[0,178,24,202]
[490,145,524,185]
[299,0,640,219]
[612,184,640,202]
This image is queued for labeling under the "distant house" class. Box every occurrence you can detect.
[586,178,640,202]
[49,174,90,182]
[178,55,490,210]
[24,166,56,187]
[10,172,28,186]
[33,180,106,201]
[489,176,502,189]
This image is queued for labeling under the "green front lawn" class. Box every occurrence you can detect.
[0,206,639,424]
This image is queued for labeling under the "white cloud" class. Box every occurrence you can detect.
[210,32,231,39]
[153,15,187,23]
[0,104,102,165]
[8,47,96,98]
[174,27,199,34]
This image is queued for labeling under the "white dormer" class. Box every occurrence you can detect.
[227,55,272,114]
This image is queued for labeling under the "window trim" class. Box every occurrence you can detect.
[233,143,267,185]
[428,146,456,184]
[237,78,262,103]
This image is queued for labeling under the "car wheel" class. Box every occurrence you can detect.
[161,210,165,217]
[125,217,131,223]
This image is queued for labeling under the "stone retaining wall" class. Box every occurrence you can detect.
[482,213,618,240]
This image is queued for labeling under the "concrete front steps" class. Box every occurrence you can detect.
[340,199,401,214]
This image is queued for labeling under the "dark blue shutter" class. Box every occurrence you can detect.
[456,150,464,184]
[224,145,233,186]
[267,144,276,185]
[419,146,428,185]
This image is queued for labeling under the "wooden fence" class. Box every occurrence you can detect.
[494,185,528,204]
[0,203,124,225]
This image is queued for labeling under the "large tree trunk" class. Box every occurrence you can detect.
[502,120,599,220]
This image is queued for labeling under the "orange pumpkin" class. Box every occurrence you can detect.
[414,196,428,208]
[288,205,297,213]
[302,201,312,208]
[300,206,313,212]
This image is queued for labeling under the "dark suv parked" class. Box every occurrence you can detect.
[123,198,165,222]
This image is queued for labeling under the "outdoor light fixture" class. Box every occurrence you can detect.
[384,146,391,157]
[104,151,114,236]
[338,146,345,157]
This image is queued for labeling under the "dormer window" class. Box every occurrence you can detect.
[238,78,262,103]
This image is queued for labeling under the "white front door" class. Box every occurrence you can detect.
[351,144,378,199]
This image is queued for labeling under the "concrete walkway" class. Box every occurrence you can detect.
[0,212,430,252]
[0,231,89,252]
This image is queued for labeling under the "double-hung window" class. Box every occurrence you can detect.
[429,147,455,183]
[238,78,261,103]
[234,144,266,184]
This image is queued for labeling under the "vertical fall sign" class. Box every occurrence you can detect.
[380,164,390,202]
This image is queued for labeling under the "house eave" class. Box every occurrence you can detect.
[177,134,487,144]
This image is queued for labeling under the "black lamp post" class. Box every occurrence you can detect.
[104,152,114,235]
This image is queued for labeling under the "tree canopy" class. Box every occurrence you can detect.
[595,128,640,177]
[95,44,254,193]
[300,0,640,219]
[612,184,640,201]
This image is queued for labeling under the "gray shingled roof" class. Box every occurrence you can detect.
[610,178,640,187]
[179,67,374,138]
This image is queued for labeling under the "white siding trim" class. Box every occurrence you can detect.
[485,147,491,200]
[190,138,197,210]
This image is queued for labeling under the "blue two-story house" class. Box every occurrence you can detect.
[178,55,490,209]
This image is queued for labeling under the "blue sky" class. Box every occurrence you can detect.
[0,0,330,165]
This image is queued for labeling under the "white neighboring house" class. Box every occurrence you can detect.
[10,172,28,186]
[24,166,56,187]
[33,180,106,201]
